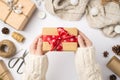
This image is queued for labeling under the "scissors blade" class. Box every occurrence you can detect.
[23,50,28,58]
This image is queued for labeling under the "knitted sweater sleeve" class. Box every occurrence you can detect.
[75,46,102,80]
[22,54,48,80]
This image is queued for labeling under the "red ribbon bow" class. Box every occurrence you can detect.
[42,27,78,51]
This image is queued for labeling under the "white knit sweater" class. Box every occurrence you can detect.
[75,47,102,80]
[22,46,102,80]
[22,55,48,80]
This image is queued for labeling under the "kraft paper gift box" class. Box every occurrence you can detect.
[0,0,36,30]
[42,27,78,51]
[107,56,120,77]
[0,60,13,80]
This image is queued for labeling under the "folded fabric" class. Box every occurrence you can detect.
[86,0,120,38]
[45,0,89,21]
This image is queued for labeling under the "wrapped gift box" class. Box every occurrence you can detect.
[0,0,36,30]
[0,60,13,80]
[42,27,78,51]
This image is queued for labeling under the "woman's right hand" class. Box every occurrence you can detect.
[30,35,46,55]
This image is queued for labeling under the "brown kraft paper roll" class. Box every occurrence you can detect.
[107,56,120,77]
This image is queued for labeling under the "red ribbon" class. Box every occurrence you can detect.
[42,27,78,51]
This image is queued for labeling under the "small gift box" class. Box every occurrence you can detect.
[107,56,120,77]
[0,0,36,30]
[42,27,78,51]
[0,60,13,80]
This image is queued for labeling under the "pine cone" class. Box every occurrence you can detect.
[110,74,117,80]
[2,27,9,34]
[112,45,120,56]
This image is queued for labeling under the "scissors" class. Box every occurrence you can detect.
[8,50,28,74]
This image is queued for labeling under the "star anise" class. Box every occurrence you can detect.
[103,51,109,57]
[112,45,120,56]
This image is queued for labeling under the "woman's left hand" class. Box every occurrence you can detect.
[78,31,93,48]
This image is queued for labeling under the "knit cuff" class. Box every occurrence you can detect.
[23,54,48,80]
[75,46,96,68]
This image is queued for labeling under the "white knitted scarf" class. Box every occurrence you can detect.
[45,0,89,21]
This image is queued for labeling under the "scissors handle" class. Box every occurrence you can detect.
[8,58,20,68]
[17,61,24,74]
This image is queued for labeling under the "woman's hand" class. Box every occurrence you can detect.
[78,31,92,48]
[30,35,45,55]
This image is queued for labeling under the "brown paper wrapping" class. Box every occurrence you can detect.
[101,0,120,5]
[0,0,36,30]
[107,56,120,77]
[0,60,13,80]
[42,28,78,51]
[1,0,18,3]
[0,1,10,21]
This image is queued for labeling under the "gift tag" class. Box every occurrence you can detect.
[114,25,120,33]
[90,7,99,17]
[38,11,46,19]
[70,0,78,5]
